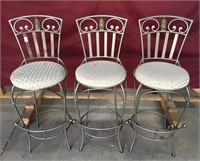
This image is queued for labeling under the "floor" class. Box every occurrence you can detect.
[0,89,199,161]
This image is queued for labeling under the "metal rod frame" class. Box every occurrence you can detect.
[10,81,72,153]
[129,78,190,157]
[74,80,126,152]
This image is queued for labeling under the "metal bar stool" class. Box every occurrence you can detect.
[73,15,128,152]
[128,15,193,157]
[9,15,72,153]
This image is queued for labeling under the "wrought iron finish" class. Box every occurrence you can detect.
[138,15,193,64]
[74,15,128,152]
[10,15,62,34]
[76,15,127,62]
[9,15,63,64]
[8,15,71,153]
[130,15,193,157]
[140,15,192,34]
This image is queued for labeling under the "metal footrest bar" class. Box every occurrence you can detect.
[74,119,124,139]
[15,121,72,140]
[74,118,125,153]
[15,119,72,153]
[130,84,190,157]
[10,83,72,153]
[74,80,126,153]
[128,119,185,141]
[128,111,187,157]
[79,108,123,126]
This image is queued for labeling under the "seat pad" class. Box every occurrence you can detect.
[134,62,189,90]
[10,61,67,91]
[76,60,126,89]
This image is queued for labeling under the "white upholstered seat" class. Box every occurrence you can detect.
[135,62,189,91]
[10,61,66,91]
[76,60,126,89]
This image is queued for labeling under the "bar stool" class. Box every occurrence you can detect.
[74,15,128,152]
[128,15,193,157]
[9,15,72,153]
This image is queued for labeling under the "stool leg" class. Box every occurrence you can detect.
[33,92,39,128]
[129,128,137,152]
[74,82,82,122]
[11,86,26,127]
[120,83,126,123]
[176,86,191,128]
[117,126,123,153]
[85,88,90,126]
[64,123,71,150]
[59,83,67,122]
[25,131,32,154]
[170,133,175,157]
[114,87,120,123]
[133,84,142,123]
[79,127,85,151]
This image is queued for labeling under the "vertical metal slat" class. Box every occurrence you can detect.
[154,32,160,58]
[104,32,107,57]
[169,34,179,59]
[23,34,33,58]
[41,32,48,57]
[32,32,40,57]
[50,32,54,57]
[111,33,116,57]
[147,34,151,58]
[161,32,169,58]
[96,32,100,57]
[87,33,93,57]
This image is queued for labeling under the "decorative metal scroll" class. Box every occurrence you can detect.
[140,16,191,35]
[78,15,126,34]
[11,16,62,34]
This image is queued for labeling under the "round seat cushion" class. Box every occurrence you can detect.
[10,61,67,91]
[134,62,189,90]
[75,60,126,89]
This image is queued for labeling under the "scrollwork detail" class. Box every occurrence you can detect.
[12,17,61,34]
[41,18,61,32]
[78,17,125,33]
[13,18,34,33]
[168,19,188,34]
[141,18,159,34]
[79,18,98,33]
[106,18,124,33]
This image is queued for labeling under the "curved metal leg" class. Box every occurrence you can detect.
[25,131,32,154]
[165,92,169,129]
[114,87,119,123]
[64,123,71,150]
[11,86,26,127]
[33,91,39,128]
[74,82,82,123]
[85,88,90,126]
[59,80,72,151]
[117,126,123,153]
[58,83,67,122]
[120,83,126,123]
[129,130,137,152]
[175,86,191,128]
[79,127,85,151]
[170,133,175,157]
[132,83,142,123]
